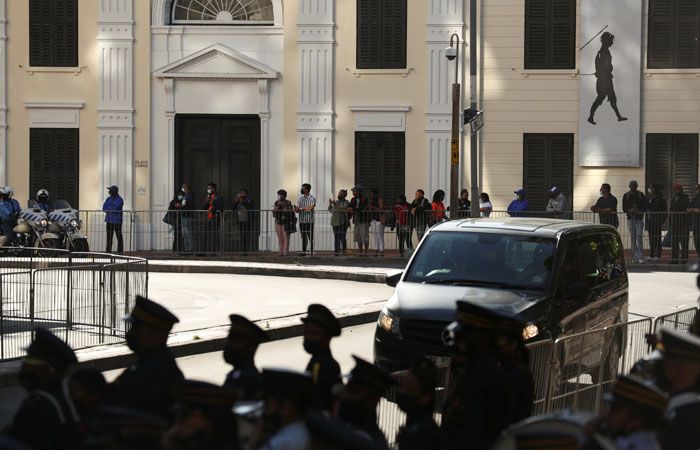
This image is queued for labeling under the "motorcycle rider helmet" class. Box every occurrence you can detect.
[36,189,49,202]
[0,186,10,196]
[4,186,14,198]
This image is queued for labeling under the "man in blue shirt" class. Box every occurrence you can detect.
[0,186,16,246]
[36,189,50,213]
[103,185,124,254]
[507,189,529,217]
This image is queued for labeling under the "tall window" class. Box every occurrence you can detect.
[648,0,700,68]
[523,134,574,211]
[355,132,405,204]
[30,129,80,208]
[524,0,576,69]
[356,0,407,69]
[29,0,78,67]
[172,0,274,24]
[646,134,699,198]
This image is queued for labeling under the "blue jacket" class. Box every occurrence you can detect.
[103,195,124,224]
[37,201,50,213]
[507,199,529,217]
[9,199,21,218]
[0,199,12,220]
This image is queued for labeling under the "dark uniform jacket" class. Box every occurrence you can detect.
[670,192,690,232]
[108,348,184,418]
[11,385,77,450]
[396,412,444,450]
[223,363,262,401]
[661,391,700,450]
[350,415,389,450]
[306,349,341,411]
[645,195,667,230]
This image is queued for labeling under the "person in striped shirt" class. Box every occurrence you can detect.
[295,183,316,255]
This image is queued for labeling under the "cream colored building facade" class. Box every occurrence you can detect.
[0,0,698,222]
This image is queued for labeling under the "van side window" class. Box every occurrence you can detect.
[559,240,582,293]
[578,233,625,288]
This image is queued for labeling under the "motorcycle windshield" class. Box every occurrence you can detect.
[27,200,39,209]
[53,200,73,210]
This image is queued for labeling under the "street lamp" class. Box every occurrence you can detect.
[445,33,461,220]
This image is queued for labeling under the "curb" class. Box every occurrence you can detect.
[0,307,382,387]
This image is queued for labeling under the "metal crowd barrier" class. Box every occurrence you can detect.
[376,307,698,448]
[0,250,148,360]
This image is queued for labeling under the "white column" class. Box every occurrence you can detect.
[426,0,464,200]
[0,0,6,186]
[98,0,134,208]
[297,0,335,200]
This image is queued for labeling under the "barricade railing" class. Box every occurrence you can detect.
[0,252,148,360]
[653,306,698,334]
[79,210,135,254]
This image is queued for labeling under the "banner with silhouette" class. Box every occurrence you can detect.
[578,0,642,167]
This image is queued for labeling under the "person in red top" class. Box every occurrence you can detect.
[203,182,224,255]
[431,190,447,225]
[393,195,412,256]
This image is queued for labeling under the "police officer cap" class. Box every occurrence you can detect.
[347,355,395,395]
[306,410,383,450]
[604,374,668,416]
[228,314,270,343]
[125,296,179,331]
[301,303,341,337]
[26,327,77,370]
[454,300,525,338]
[174,380,238,409]
[262,369,312,400]
[656,328,700,361]
[107,185,119,193]
[514,432,580,450]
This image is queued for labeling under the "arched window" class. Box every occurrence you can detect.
[171,0,274,24]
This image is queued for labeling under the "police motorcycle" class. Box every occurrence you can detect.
[0,200,61,254]
[49,200,89,252]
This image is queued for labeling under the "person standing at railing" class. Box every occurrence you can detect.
[623,180,647,264]
[669,183,690,265]
[233,189,255,256]
[369,188,386,257]
[329,189,351,256]
[274,189,293,257]
[479,192,493,218]
[591,183,619,229]
[295,183,316,256]
[0,186,16,246]
[431,189,447,225]
[645,184,667,262]
[507,189,529,217]
[687,184,700,261]
[350,186,370,256]
[204,182,224,256]
[546,186,568,219]
[410,189,432,241]
[458,189,471,218]
[103,185,124,254]
[174,182,195,254]
[393,195,412,256]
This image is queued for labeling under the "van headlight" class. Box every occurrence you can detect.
[522,324,539,340]
[378,309,400,335]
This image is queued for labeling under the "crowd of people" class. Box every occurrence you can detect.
[2,291,699,450]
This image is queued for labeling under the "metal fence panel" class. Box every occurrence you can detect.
[653,307,698,334]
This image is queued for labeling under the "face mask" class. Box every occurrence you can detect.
[125,329,140,353]
[303,340,326,356]
[181,187,186,193]
[207,189,212,195]
[178,195,184,201]
[396,393,421,415]
[278,195,283,201]
[223,346,249,367]
[301,190,305,195]
[337,400,366,424]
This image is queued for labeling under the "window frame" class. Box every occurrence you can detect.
[170,0,274,25]
[29,0,79,68]
[647,0,700,69]
[524,0,576,70]
[523,133,575,212]
[354,130,406,207]
[356,0,408,70]
[29,128,80,209]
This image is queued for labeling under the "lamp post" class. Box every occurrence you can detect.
[445,33,461,220]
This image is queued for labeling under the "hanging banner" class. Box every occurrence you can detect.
[578,0,642,167]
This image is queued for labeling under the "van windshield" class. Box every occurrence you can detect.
[404,231,556,290]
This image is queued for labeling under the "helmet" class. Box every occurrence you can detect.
[0,186,10,196]
[37,189,49,199]
[4,186,13,197]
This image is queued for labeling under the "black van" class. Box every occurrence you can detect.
[374,218,629,372]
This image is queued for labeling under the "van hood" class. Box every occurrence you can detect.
[391,282,546,322]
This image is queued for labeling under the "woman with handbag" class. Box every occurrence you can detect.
[273,189,293,256]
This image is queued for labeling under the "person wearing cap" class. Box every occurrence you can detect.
[223,314,269,401]
[302,304,342,411]
[669,183,690,264]
[656,329,700,450]
[248,369,312,450]
[591,183,619,229]
[102,185,124,254]
[393,358,445,450]
[9,328,79,450]
[409,189,431,241]
[350,186,370,256]
[623,180,648,263]
[507,189,529,217]
[162,380,239,450]
[584,375,667,450]
[686,184,700,260]
[546,186,569,219]
[336,356,393,450]
[108,296,184,418]
[646,184,668,261]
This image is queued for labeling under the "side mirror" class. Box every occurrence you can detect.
[566,282,591,302]
[386,272,403,288]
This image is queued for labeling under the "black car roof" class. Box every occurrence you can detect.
[430,218,616,238]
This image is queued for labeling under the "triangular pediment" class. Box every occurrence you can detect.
[154,44,278,80]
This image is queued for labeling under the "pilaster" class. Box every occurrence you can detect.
[98,0,134,209]
[426,0,464,200]
[0,0,6,186]
[297,0,335,199]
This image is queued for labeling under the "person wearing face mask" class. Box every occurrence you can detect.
[233,189,256,256]
[623,180,648,263]
[107,296,183,418]
[103,185,124,254]
[273,190,294,256]
[507,189,529,217]
[591,183,619,229]
[203,182,224,255]
[301,304,342,411]
[458,189,471,218]
[669,183,690,264]
[9,327,79,450]
[583,375,667,450]
[645,184,667,261]
[336,356,394,450]
[174,183,195,254]
[223,314,269,401]
[329,190,351,256]
[248,369,312,450]
[393,358,445,450]
[295,183,316,256]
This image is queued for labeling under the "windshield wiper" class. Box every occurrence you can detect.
[421,279,509,288]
